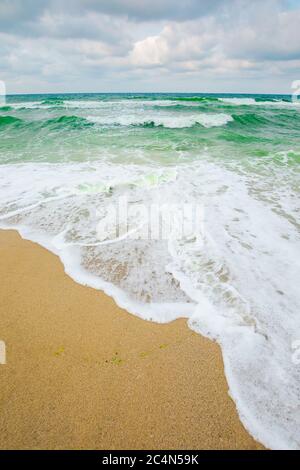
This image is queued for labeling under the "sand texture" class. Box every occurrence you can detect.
[0,230,264,450]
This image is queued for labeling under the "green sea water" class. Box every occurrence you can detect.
[0,93,299,449]
[1,93,299,166]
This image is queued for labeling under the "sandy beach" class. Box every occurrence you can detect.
[0,229,264,450]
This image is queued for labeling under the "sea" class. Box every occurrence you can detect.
[0,92,299,449]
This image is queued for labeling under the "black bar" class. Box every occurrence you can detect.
[0,450,298,466]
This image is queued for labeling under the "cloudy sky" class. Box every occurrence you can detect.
[0,0,300,94]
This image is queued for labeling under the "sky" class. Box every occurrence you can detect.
[0,0,300,94]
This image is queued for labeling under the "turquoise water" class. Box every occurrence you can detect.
[0,93,299,449]
[1,93,300,166]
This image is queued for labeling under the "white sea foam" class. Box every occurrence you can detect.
[7,97,299,111]
[220,97,300,108]
[220,98,257,105]
[7,100,110,110]
[7,99,178,110]
[9,101,46,109]
[65,99,180,108]
[0,154,299,449]
[87,113,233,128]
[64,100,111,109]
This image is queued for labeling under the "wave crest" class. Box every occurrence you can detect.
[87,113,233,129]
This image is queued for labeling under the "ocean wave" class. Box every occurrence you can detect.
[221,131,269,144]
[0,105,13,111]
[41,98,65,106]
[0,114,94,131]
[220,97,257,106]
[173,96,220,103]
[87,113,233,128]
[3,113,233,131]
[41,115,94,129]
[0,115,23,127]
[220,97,300,108]
[5,96,223,111]
[7,95,299,111]
[232,113,269,126]
[7,99,176,111]
[8,101,45,110]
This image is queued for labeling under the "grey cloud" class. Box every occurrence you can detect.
[0,0,227,37]
[71,0,226,21]
[0,0,299,94]
[0,0,48,33]
[0,0,227,23]
[37,12,132,49]
[223,3,300,62]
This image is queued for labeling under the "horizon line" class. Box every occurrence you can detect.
[6,91,292,97]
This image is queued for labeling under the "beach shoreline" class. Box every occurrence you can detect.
[0,229,264,450]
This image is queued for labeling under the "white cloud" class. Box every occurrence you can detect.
[129,3,300,79]
[130,34,169,66]
[0,0,299,93]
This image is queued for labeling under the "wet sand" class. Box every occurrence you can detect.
[0,230,264,449]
